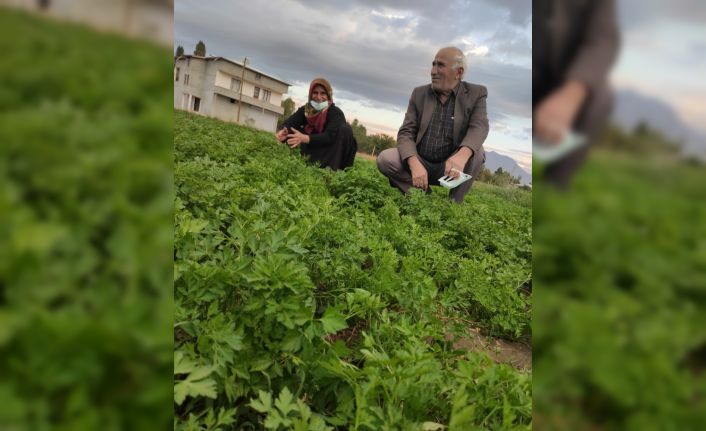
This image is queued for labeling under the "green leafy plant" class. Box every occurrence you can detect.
[0,8,172,430]
[174,110,532,429]
[533,147,706,430]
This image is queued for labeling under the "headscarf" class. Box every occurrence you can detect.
[304,77,333,134]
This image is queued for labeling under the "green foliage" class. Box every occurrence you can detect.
[176,45,185,58]
[534,149,706,429]
[194,40,207,57]
[362,133,396,155]
[476,166,493,183]
[478,167,522,187]
[249,387,332,430]
[277,97,296,130]
[596,122,682,156]
[174,352,218,405]
[0,7,172,430]
[347,119,396,156]
[349,118,369,152]
[175,111,532,429]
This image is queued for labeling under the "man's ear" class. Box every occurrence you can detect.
[456,67,465,80]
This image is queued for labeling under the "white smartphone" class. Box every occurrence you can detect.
[438,169,472,189]
[533,132,586,163]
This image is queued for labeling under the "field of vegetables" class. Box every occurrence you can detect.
[0,7,173,430]
[174,111,533,430]
[533,150,706,430]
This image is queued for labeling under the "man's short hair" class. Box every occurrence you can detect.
[442,46,467,78]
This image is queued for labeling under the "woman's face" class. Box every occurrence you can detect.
[311,84,329,103]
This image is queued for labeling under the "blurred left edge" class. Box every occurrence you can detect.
[0,1,173,430]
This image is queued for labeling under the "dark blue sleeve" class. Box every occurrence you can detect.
[281,106,307,133]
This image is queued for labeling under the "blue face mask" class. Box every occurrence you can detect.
[310,100,329,111]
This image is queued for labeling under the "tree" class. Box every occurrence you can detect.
[477,167,492,183]
[486,167,521,187]
[349,119,369,153]
[597,122,681,156]
[367,134,395,156]
[194,40,206,57]
[175,45,184,59]
[276,98,295,130]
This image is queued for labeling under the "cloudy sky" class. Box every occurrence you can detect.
[613,0,706,137]
[175,0,532,171]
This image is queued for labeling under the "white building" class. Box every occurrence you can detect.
[174,55,290,132]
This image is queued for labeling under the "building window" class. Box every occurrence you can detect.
[230,78,241,92]
[193,97,200,112]
[175,67,180,82]
[255,73,262,80]
[184,74,190,85]
[253,87,260,98]
[262,89,271,102]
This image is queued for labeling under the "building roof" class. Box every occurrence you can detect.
[177,55,291,87]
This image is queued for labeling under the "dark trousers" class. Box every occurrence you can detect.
[376,146,485,203]
[301,123,357,171]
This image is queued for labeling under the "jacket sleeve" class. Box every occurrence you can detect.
[459,85,489,155]
[565,0,620,94]
[307,105,346,148]
[396,88,421,161]
[281,106,306,133]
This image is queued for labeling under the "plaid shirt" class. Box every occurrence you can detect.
[417,86,457,163]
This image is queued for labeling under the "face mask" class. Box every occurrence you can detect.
[310,100,329,111]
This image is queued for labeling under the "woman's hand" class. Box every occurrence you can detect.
[275,127,288,143]
[286,128,310,148]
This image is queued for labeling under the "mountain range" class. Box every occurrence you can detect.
[485,151,532,185]
[613,88,706,158]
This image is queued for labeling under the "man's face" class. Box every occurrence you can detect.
[431,49,463,93]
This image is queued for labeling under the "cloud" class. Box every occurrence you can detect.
[491,121,531,141]
[619,0,706,30]
[175,0,531,139]
[371,9,408,21]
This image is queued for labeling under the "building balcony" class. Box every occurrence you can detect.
[213,85,284,115]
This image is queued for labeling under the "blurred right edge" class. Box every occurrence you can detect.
[533,0,706,429]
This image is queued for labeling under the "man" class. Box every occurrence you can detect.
[377,46,488,203]
[534,0,620,188]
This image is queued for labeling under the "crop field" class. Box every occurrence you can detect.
[533,150,706,430]
[174,111,532,430]
[0,7,173,430]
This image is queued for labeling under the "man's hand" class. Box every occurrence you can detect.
[275,127,288,143]
[408,156,428,189]
[534,80,588,144]
[444,147,472,179]
[286,128,310,148]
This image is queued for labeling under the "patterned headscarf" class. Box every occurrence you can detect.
[304,77,333,134]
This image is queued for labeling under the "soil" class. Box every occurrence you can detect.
[448,327,532,371]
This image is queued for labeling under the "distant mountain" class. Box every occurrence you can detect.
[613,88,706,158]
[485,151,532,185]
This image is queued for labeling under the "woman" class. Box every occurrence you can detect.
[276,77,357,170]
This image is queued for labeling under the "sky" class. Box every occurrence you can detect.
[612,0,706,135]
[174,0,533,172]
